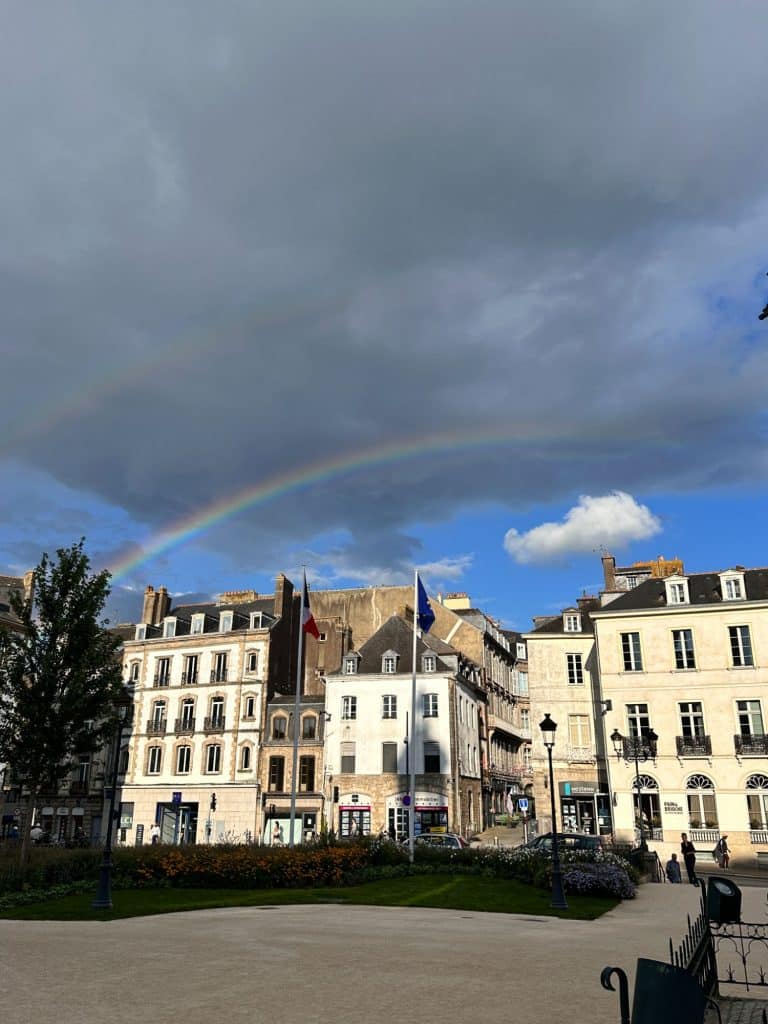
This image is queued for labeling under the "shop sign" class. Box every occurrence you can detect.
[664,801,684,814]
[559,781,599,796]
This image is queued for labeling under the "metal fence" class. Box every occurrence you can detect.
[669,892,719,998]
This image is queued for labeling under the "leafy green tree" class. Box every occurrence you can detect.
[0,540,124,860]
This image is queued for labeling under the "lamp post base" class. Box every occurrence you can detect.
[91,859,113,910]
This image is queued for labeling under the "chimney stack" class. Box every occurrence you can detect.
[142,585,171,625]
[601,552,616,591]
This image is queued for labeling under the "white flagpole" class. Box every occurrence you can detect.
[409,570,418,864]
[288,570,306,848]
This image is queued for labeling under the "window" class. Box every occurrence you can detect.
[191,614,205,635]
[299,755,315,791]
[76,755,90,785]
[566,653,584,686]
[730,626,754,667]
[212,652,228,683]
[273,715,287,739]
[176,746,191,774]
[523,746,532,771]
[382,742,398,773]
[679,702,705,738]
[382,655,397,674]
[318,632,326,642]
[686,774,717,830]
[147,747,162,775]
[250,612,263,629]
[673,629,696,669]
[422,655,436,673]
[627,703,650,739]
[219,611,233,632]
[423,693,438,717]
[746,774,768,831]
[737,700,764,737]
[155,658,171,687]
[152,700,166,725]
[246,651,260,674]
[243,695,257,720]
[564,613,581,632]
[517,671,528,696]
[340,742,356,774]
[666,579,689,605]
[568,715,591,748]
[621,632,643,672]
[210,697,225,726]
[268,756,285,790]
[382,695,397,719]
[129,661,140,682]
[206,745,221,773]
[240,745,251,771]
[521,708,530,730]
[424,741,440,773]
[118,747,129,774]
[302,715,317,739]
[344,656,358,675]
[135,625,146,641]
[341,696,357,721]
[180,699,195,728]
[725,577,743,600]
[163,618,176,639]
[516,642,526,660]
[182,654,198,685]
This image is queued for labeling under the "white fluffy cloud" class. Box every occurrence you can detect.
[503,492,661,564]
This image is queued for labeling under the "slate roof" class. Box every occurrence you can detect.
[334,615,460,675]
[598,568,768,612]
[137,598,277,639]
[530,609,597,635]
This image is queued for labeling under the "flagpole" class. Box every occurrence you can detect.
[409,569,418,864]
[288,570,306,848]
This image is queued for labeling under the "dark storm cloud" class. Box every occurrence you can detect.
[2,1,768,576]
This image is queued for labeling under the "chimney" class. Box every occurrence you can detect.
[273,573,294,621]
[601,552,616,591]
[142,585,171,625]
[577,595,600,613]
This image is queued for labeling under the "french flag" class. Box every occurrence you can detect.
[302,574,320,639]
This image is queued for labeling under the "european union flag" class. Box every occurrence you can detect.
[416,574,435,633]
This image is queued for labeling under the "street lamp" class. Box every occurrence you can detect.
[539,713,568,910]
[610,727,658,851]
[92,687,133,910]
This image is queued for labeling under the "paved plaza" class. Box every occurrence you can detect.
[1,881,766,1024]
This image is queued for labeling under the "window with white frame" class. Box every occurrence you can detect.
[382,695,397,719]
[517,671,528,695]
[725,578,743,600]
[240,745,252,771]
[686,774,718,830]
[210,697,224,726]
[523,746,532,771]
[521,708,530,730]
[729,625,754,667]
[666,578,689,605]
[344,655,358,675]
[341,695,357,721]
[182,654,198,685]
[566,653,584,685]
[135,625,146,641]
[516,642,526,660]
[180,699,195,728]
[243,695,256,720]
[568,714,591,748]
[627,703,651,738]
[423,693,438,717]
[155,657,171,686]
[679,702,705,739]
[176,745,191,774]
[423,741,440,773]
[250,612,263,629]
[191,614,205,635]
[206,744,221,773]
[382,653,398,674]
[151,700,166,725]
[302,715,317,739]
[219,611,233,632]
[422,655,436,672]
[147,746,162,775]
[129,661,140,682]
[564,613,581,632]
[746,774,768,831]
[212,652,228,683]
[163,618,176,639]
[317,631,326,642]
[246,651,260,674]
[737,700,764,738]
[621,632,643,672]
[673,629,696,669]
[272,715,287,739]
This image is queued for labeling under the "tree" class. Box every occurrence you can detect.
[0,540,124,861]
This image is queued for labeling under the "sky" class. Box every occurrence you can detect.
[1,2,767,631]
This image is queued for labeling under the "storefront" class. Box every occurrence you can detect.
[558,781,612,836]
[386,792,448,839]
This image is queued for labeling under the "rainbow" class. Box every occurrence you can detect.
[109,421,665,581]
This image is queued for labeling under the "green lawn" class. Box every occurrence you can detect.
[1,875,617,922]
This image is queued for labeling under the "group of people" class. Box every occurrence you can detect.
[666,832,730,884]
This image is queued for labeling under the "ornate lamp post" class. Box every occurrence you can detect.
[92,687,133,910]
[539,713,568,910]
[610,727,658,851]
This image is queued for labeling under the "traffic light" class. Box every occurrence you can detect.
[210,793,217,812]
[333,786,339,803]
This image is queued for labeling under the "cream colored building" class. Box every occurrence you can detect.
[593,566,768,865]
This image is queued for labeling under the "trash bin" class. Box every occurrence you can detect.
[707,875,741,924]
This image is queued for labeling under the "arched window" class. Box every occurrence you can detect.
[240,745,252,771]
[746,774,768,832]
[686,774,718,830]
[632,775,660,835]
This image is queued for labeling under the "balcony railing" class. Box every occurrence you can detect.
[181,670,198,685]
[749,830,768,844]
[676,735,712,757]
[566,745,596,763]
[689,828,720,844]
[174,717,196,735]
[622,736,657,761]
[204,715,226,733]
[153,673,170,687]
[735,734,768,755]
[69,780,89,796]
[210,669,228,683]
[146,719,167,736]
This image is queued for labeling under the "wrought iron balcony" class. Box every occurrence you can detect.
[210,669,228,683]
[735,734,768,756]
[181,670,198,685]
[174,717,196,735]
[204,715,226,733]
[146,719,167,736]
[622,736,657,761]
[153,673,170,687]
[676,735,712,757]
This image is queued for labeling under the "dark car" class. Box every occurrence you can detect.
[521,832,602,853]
[401,833,470,849]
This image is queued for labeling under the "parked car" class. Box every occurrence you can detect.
[401,833,470,849]
[521,832,602,853]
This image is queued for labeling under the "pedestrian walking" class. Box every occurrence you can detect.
[715,835,730,869]
[150,823,161,845]
[665,852,682,883]
[681,832,698,885]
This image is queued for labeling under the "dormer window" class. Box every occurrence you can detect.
[250,612,263,629]
[665,576,690,606]
[163,617,177,639]
[191,614,205,635]
[135,625,146,641]
[344,653,360,675]
[720,571,745,601]
[516,642,526,660]
[382,650,399,674]
[422,655,436,673]
[219,611,233,632]
[564,613,581,633]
